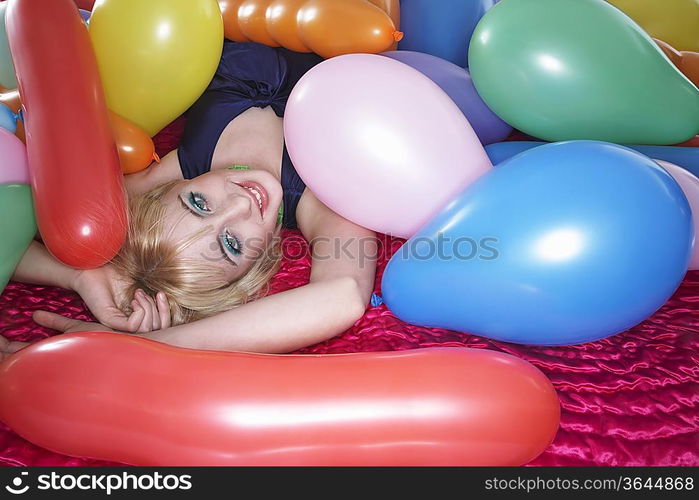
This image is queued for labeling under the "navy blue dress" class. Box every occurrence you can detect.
[177,41,323,229]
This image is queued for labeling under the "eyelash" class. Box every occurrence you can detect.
[187,192,210,214]
[221,231,242,256]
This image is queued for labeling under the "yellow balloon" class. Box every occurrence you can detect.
[607,0,699,52]
[90,0,223,136]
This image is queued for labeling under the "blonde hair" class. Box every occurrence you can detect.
[111,180,282,326]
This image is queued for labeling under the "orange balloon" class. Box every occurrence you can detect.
[366,0,400,48]
[298,0,402,58]
[655,38,682,65]
[368,0,400,45]
[218,0,401,58]
[679,51,699,88]
[238,0,279,47]
[366,0,399,28]
[0,88,24,142]
[676,135,699,147]
[267,0,312,52]
[0,332,561,466]
[218,0,250,41]
[655,38,699,88]
[109,111,158,174]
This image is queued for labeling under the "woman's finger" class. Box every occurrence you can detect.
[32,310,77,332]
[156,292,171,330]
[126,300,146,333]
[142,292,161,331]
[134,290,154,333]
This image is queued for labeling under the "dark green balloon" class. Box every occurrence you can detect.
[468,0,699,145]
[0,184,37,293]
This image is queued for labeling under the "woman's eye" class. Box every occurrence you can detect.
[188,192,210,213]
[221,230,242,256]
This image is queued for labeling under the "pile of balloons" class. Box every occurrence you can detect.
[282,0,699,345]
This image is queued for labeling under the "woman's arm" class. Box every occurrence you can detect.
[11,240,80,289]
[148,276,365,353]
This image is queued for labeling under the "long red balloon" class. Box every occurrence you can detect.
[6,0,126,268]
[0,332,560,466]
[73,0,95,11]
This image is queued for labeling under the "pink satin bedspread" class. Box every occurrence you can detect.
[0,119,697,466]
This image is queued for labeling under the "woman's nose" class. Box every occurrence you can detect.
[220,193,253,220]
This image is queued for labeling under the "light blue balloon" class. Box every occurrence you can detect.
[398,0,498,68]
[0,103,17,133]
[382,141,693,345]
[0,2,17,89]
[486,141,699,178]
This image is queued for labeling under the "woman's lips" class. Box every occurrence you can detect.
[235,181,269,218]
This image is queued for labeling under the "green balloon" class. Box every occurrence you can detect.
[0,3,18,90]
[468,0,699,145]
[0,184,37,294]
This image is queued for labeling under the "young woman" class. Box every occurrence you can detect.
[2,41,377,358]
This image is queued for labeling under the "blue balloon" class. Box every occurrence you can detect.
[79,9,91,25]
[398,0,497,68]
[382,51,512,145]
[486,141,699,178]
[0,103,17,133]
[382,141,693,345]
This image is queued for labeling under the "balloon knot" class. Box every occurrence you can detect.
[393,31,404,42]
[370,293,384,307]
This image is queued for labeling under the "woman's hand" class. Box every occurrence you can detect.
[32,286,171,336]
[71,264,134,331]
[72,265,172,333]
[129,290,172,333]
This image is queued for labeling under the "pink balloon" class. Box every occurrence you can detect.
[0,128,29,184]
[284,54,492,238]
[656,160,699,270]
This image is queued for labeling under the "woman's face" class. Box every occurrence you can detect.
[160,169,283,282]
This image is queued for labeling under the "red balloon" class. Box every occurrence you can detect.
[676,135,699,147]
[6,0,126,269]
[0,333,560,466]
[73,0,95,11]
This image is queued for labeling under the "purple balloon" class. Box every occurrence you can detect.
[382,50,512,145]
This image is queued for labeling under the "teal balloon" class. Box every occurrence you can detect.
[0,3,17,89]
[468,0,699,145]
[382,141,693,345]
[0,184,37,294]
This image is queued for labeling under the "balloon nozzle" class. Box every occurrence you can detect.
[393,31,404,42]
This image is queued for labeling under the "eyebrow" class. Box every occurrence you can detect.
[178,196,238,268]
